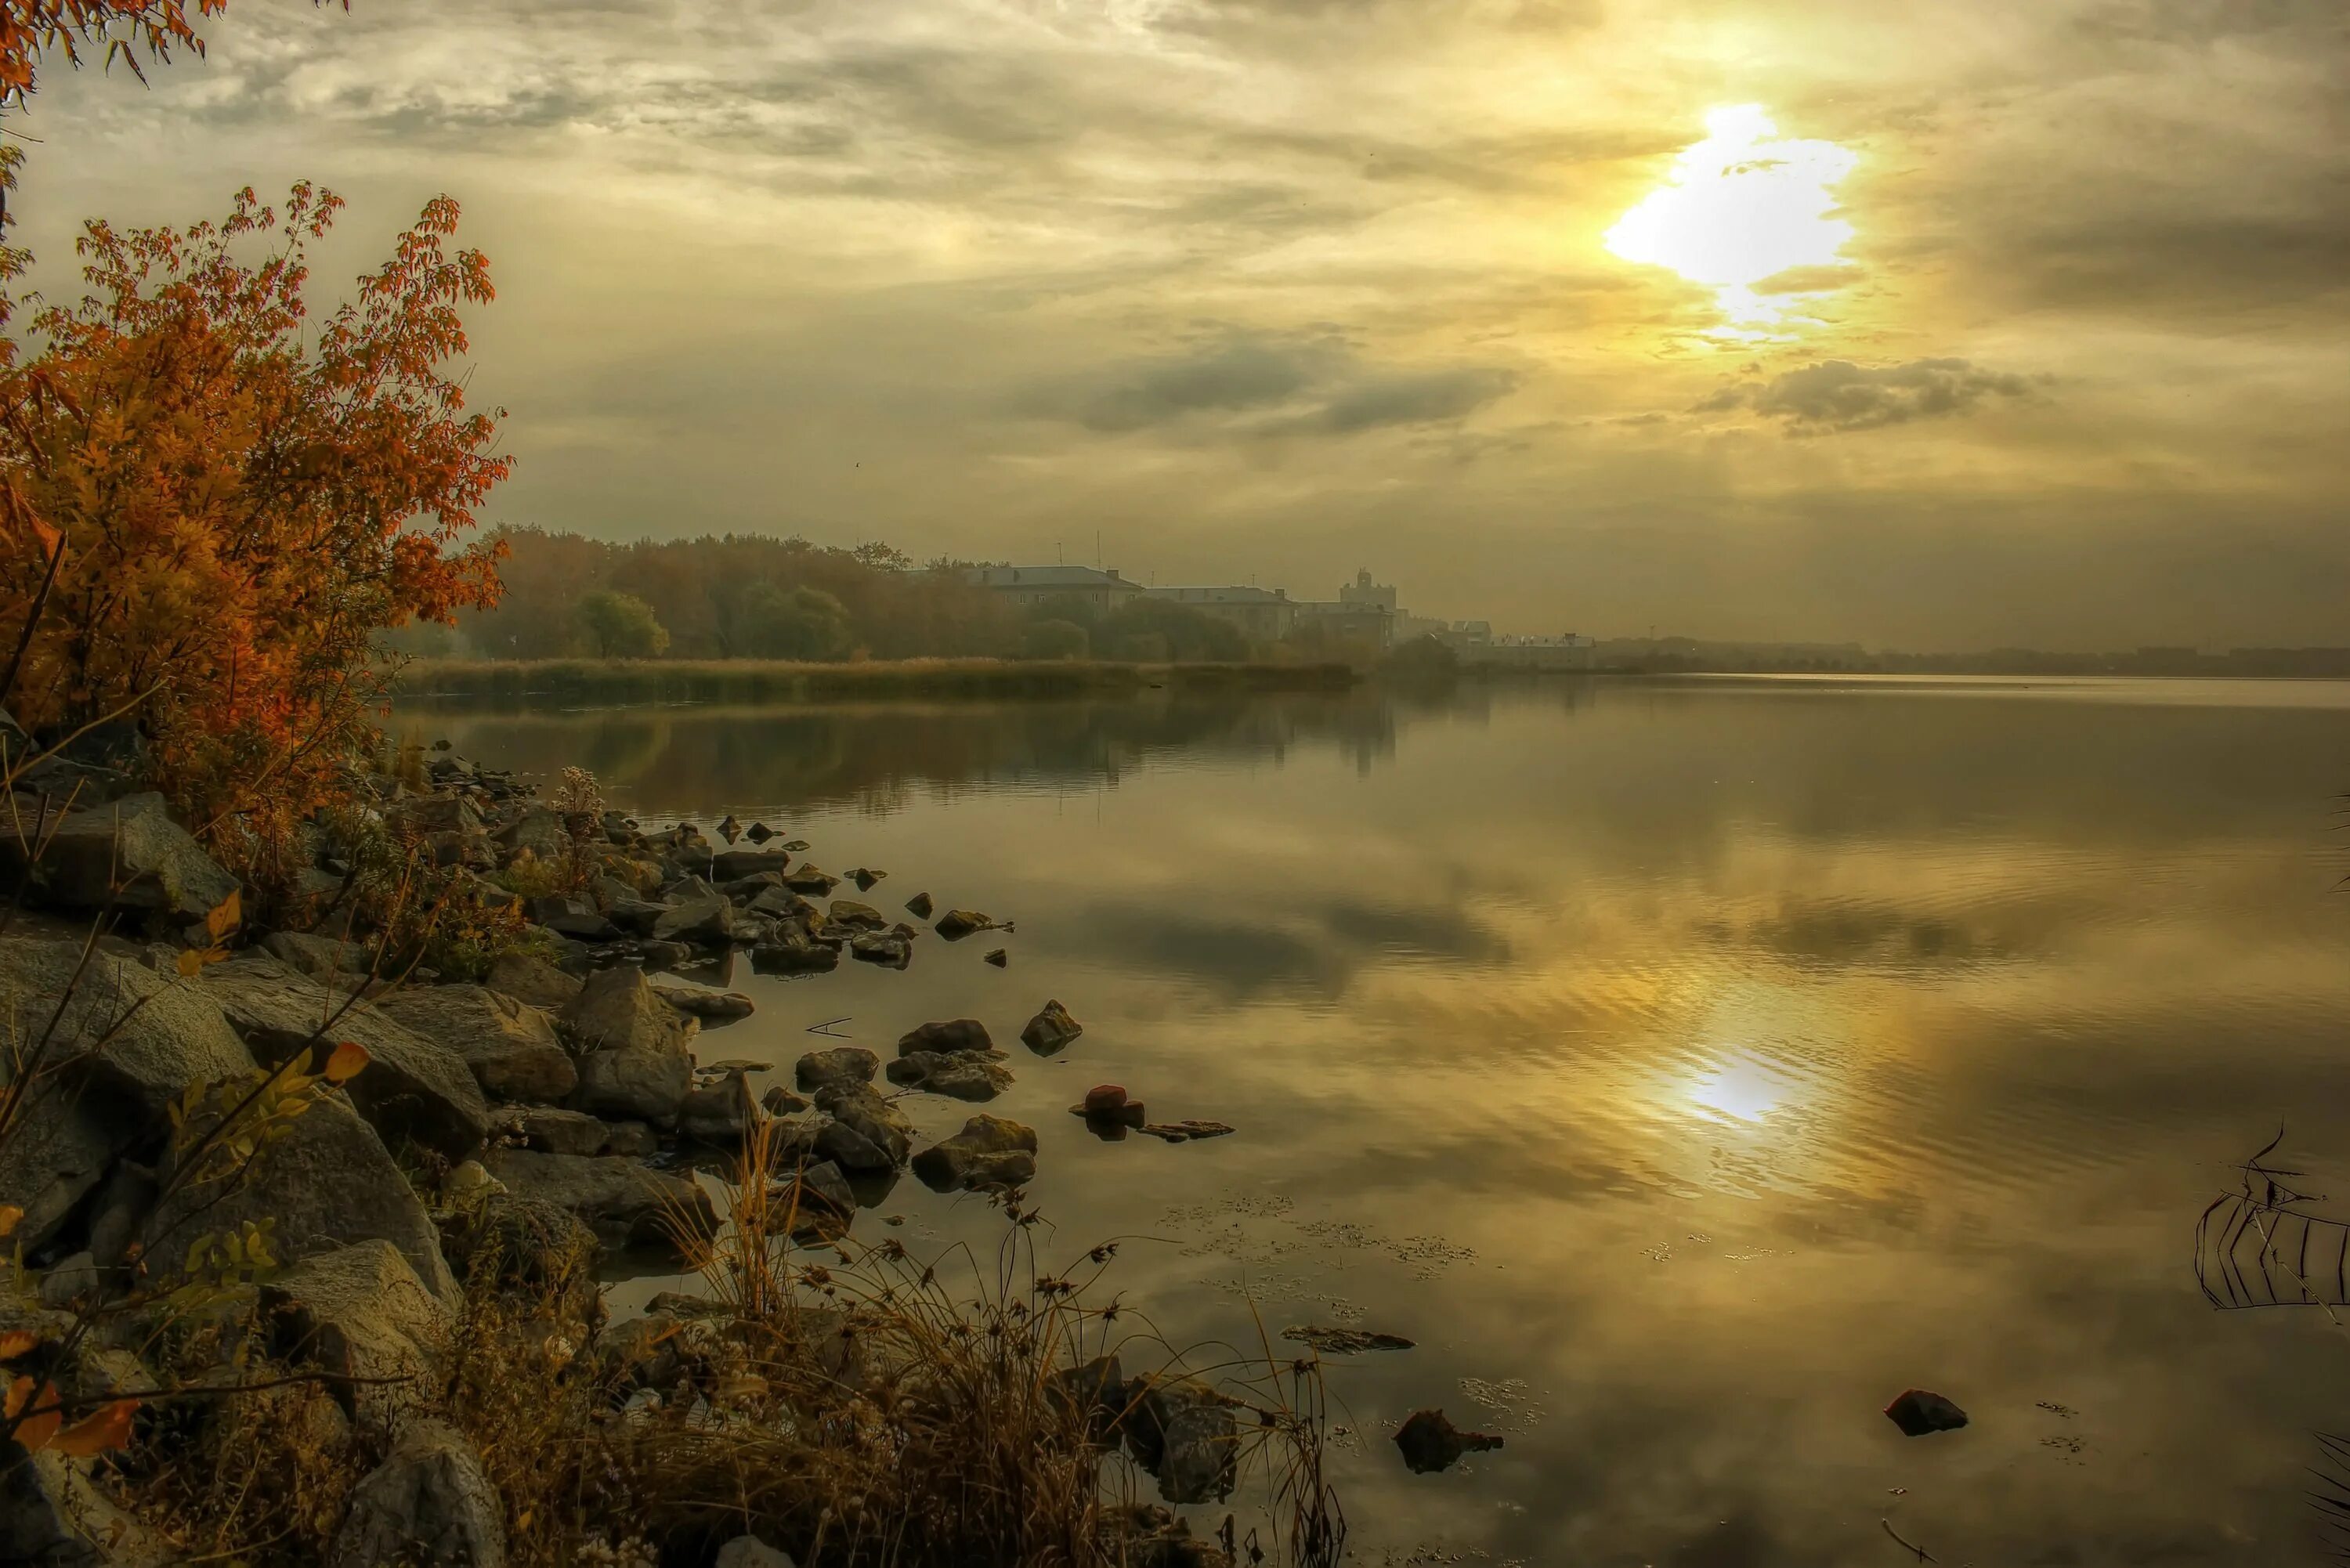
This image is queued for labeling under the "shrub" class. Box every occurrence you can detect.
[573,591,669,659]
[1021,618,1090,661]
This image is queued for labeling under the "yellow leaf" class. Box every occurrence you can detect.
[204,890,242,941]
[49,1399,138,1457]
[175,948,206,979]
[0,1329,38,1361]
[323,1040,369,1085]
[0,1204,20,1239]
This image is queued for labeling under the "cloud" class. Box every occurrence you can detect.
[1017,333,1517,437]
[1697,359,2044,432]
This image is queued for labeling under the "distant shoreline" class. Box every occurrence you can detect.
[390,655,1359,706]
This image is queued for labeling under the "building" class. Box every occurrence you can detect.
[1141,584,1296,642]
[963,565,1145,615]
[1338,569,1398,614]
[1292,598,1395,650]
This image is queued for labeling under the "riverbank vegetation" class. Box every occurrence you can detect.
[392,656,1357,706]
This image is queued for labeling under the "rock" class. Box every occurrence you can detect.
[158,1090,460,1304]
[1101,1505,1230,1568]
[848,868,885,892]
[514,1107,608,1157]
[1279,1327,1415,1355]
[201,956,491,1160]
[750,930,840,974]
[796,1047,879,1093]
[781,864,839,894]
[1138,1121,1234,1143]
[633,938,695,970]
[479,1149,717,1256]
[330,1418,506,1568]
[0,1079,118,1256]
[910,1115,1037,1192]
[678,1066,760,1149]
[903,891,935,920]
[1050,1353,1126,1443]
[562,968,697,1129]
[746,885,812,920]
[37,1252,103,1312]
[440,1194,602,1325]
[826,898,888,931]
[653,984,754,1023]
[933,909,996,941]
[897,1018,994,1055]
[1393,1408,1502,1474]
[775,1158,855,1220]
[1121,1375,1239,1504]
[530,894,619,942]
[984,948,1008,968]
[373,984,577,1105]
[602,1120,660,1158]
[711,847,790,882]
[714,1537,797,1568]
[0,1444,176,1568]
[262,928,376,985]
[485,951,584,1011]
[761,1084,810,1117]
[3,791,240,929]
[262,1238,454,1430]
[812,1084,914,1172]
[1021,999,1083,1055]
[887,1050,1012,1102]
[652,890,734,946]
[1083,1084,1129,1116]
[495,807,569,862]
[0,937,253,1116]
[1884,1388,1969,1436]
[848,930,911,968]
[743,822,774,843]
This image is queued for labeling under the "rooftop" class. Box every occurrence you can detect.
[964,565,1137,589]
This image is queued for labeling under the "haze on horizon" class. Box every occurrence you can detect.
[16,0,2347,649]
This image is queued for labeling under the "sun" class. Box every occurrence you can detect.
[1605,104,1858,332]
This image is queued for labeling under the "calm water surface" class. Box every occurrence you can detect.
[400,675,2350,1566]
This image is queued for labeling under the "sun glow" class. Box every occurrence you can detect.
[1605,104,1857,331]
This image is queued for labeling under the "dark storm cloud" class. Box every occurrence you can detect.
[1017,334,1518,438]
[1697,359,2043,432]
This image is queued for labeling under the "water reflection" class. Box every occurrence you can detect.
[403,677,2350,1566]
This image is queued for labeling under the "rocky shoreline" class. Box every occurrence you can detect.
[0,721,1283,1566]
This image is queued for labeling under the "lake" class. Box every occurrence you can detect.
[397,674,2350,1566]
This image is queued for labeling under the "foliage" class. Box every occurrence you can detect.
[1021,617,1090,661]
[0,183,510,880]
[735,580,851,661]
[0,2,350,110]
[1035,594,1251,663]
[573,590,668,659]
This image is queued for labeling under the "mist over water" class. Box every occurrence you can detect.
[402,675,2350,1566]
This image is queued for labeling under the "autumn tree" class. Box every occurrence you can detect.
[0,183,510,880]
[737,581,851,660]
[574,590,667,658]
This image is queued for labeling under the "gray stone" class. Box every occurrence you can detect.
[0,937,254,1116]
[0,1080,118,1255]
[495,807,569,862]
[750,929,840,974]
[479,1148,717,1256]
[710,847,791,882]
[157,1090,459,1305]
[811,1084,913,1173]
[903,891,935,920]
[678,1067,759,1149]
[714,1537,797,1568]
[782,864,839,894]
[262,928,378,984]
[562,968,696,1128]
[1392,1407,1504,1473]
[826,898,887,931]
[934,909,997,941]
[910,1114,1038,1191]
[896,1018,994,1055]
[5,791,240,928]
[652,891,734,946]
[201,956,490,1160]
[514,1106,613,1156]
[653,984,754,1023]
[1122,1375,1241,1503]
[761,1084,810,1117]
[373,984,577,1105]
[261,1238,454,1431]
[483,951,584,1013]
[0,1447,176,1567]
[330,1418,505,1568]
[1021,999,1083,1055]
[530,894,618,941]
[886,1050,1012,1102]
[849,930,911,968]
[796,1046,879,1093]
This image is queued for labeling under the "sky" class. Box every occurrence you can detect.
[11,0,2348,648]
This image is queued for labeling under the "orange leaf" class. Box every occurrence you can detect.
[10,1381,60,1450]
[0,1330,37,1361]
[204,890,241,941]
[175,948,207,979]
[50,1399,139,1457]
[323,1040,370,1085]
[0,1203,20,1238]
[3,1373,31,1418]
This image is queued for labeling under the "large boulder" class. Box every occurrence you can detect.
[826,899,887,932]
[514,1106,621,1157]
[530,894,619,942]
[2,791,240,929]
[261,1238,454,1432]
[329,1418,506,1568]
[0,1446,176,1568]
[1121,1375,1241,1504]
[157,1089,458,1305]
[261,928,377,985]
[910,1115,1036,1192]
[0,1080,121,1257]
[0,937,254,1115]
[201,956,490,1161]
[372,985,577,1105]
[678,1066,760,1149]
[652,889,734,946]
[561,968,696,1129]
[479,1149,716,1256]
[810,1084,913,1173]
[484,951,584,1011]
[494,807,569,862]
[710,847,791,882]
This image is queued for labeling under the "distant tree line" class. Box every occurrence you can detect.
[417,528,1268,664]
